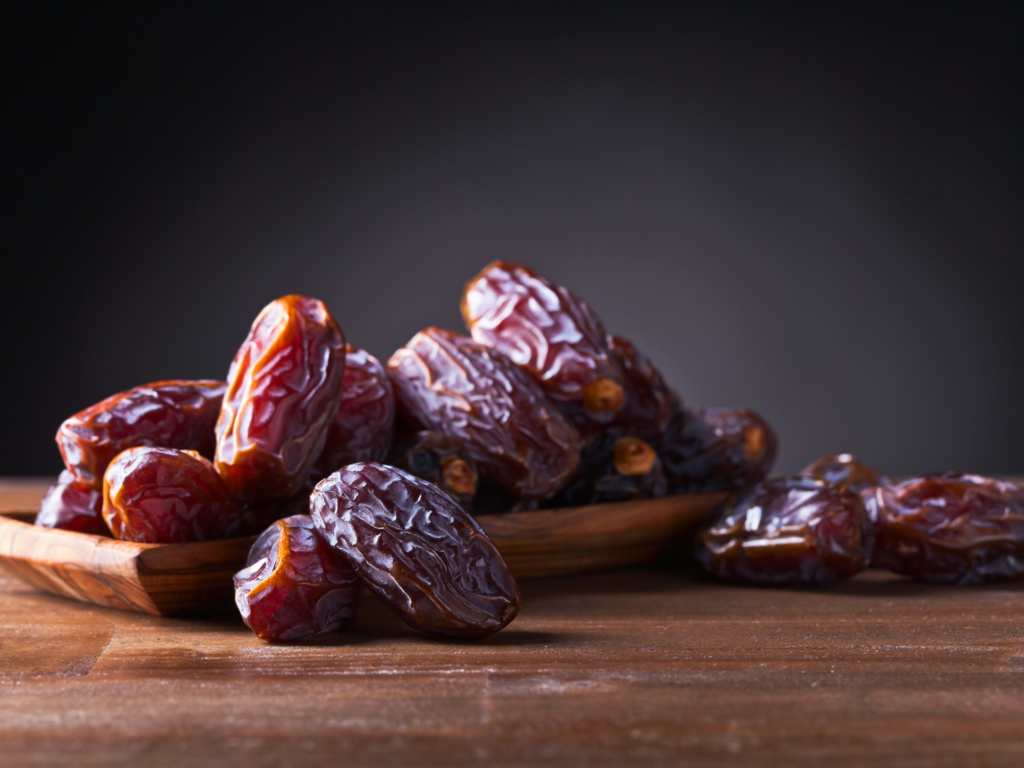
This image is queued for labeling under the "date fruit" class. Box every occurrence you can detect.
[388,327,580,499]
[103,447,241,543]
[696,476,873,586]
[660,407,777,493]
[607,335,681,442]
[870,472,1024,584]
[311,463,521,638]
[35,470,108,536]
[799,453,884,495]
[56,380,227,490]
[216,295,346,501]
[234,514,362,641]
[315,345,395,476]
[548,436,667,507]
[461,262,626,418]
[387,430,479,509]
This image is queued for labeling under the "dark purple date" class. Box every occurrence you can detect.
[311,463,521,638]
[388,327,580,500]
[315,344,395,477]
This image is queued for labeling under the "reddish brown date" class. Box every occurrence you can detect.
[388,327,580,499]
[216,295,346,501]
[799,453,885,494]
[606,335,682,442]
[461,262,626,418]
[315,344,395,477]
[386,430,479,510]
[870,473,1024,584]
[36,470,108,536]
[234,514,362,641]
[659,406,777,494]
[103,447,241,543]
[311,463,521,638]
[696,477,873,586]
[56,380,226,490]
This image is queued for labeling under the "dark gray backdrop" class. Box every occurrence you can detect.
[6,2,1023,477]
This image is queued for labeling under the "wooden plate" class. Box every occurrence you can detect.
[0,492,726,616]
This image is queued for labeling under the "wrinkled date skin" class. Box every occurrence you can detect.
[56,380,227,490]
[697,477,873,586]
[870,473,1024,584]
[234,515,362,641]
[387,430,479,510]
[388,328,580,499]
[315,345,395,477]
[549,436,667,508]
[311,463,521,639]
[103,447,241,543]
[216,295,346,501]
[606,335,682,443]
[36,470,108,536]
[660,407,778,494]
[461,261,626,420]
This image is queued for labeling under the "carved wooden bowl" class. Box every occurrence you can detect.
[0,492,725,616]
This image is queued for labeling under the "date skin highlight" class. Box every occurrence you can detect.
[36,470,108,536]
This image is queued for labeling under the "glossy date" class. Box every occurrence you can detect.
[315,344,395,477]
[606,335,681,442]
[216,295,346,501]
[799,453,885,495]
[387,327,580,499]
[548,436,666,507]
[36,470,108,536]
[461,261,625,417]
[234,514,362,641]
[103,447,241,543]
[659,406,777,494]
[696,476,873,586]
[311,463,521,638]
[56,380,226,490]
[870,472,1024,584]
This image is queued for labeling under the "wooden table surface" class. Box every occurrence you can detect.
[1,479,1022,767]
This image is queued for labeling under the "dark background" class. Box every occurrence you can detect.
[5,1,1022,478]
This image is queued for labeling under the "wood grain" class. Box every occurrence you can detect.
[0,490,726,615]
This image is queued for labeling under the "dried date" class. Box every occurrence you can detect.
[799,453,885,495]
[696,476,873,585]
[103,447,241,543]
[311,463,521,638]
[606,335,681,442]
[216,295,346,501]
[386,430,479,510]
[660,406,777,493]
[36,470,108,536]
[56,380,226,490]
[315,344,395,477]
[870,472,1024,584]
[234,514,362,641]
[388,327,580,499]
[548,436,667,507]
[461,262,626,419]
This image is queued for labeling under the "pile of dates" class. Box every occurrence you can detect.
[696,453,1024,587]
[37,263,1023,640]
